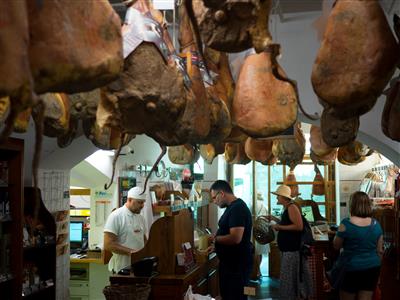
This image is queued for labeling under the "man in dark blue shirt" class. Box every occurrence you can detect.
[209,180,253,300]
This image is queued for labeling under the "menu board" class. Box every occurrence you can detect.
[118,177,136,207]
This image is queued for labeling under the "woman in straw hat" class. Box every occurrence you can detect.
[267,185,312,299]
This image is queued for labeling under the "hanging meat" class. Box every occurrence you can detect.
[312,165,325,196]
[225,142,251,165]
[382,77,400,142]
[310,148,337,165]
[13,109,32,133]
[168,144,200,165]
[320,108,359,147]
[98,1,189,147]
[272,123,305,169]
[337,141,374,166]
[311,0,399,119]
[310,125,337,157]
[244,137,277,165]
[177,3,211,141]
[40,93,70,137]
[189,0,272,53]
[0,97,10,125]
[0,1,33,139]
[27,0,123,94]
[284,170,299,198]
[69,89,134,150]
[203,47,245,143]
[233,45,298,138]
[200,143,225,164]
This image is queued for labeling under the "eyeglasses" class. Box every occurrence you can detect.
[211,191,221,201]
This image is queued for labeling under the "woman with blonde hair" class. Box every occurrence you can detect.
[333,191,383,300]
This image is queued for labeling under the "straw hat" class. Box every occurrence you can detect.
[271,185,293,200]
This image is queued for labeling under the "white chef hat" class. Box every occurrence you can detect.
[127,186,147,201]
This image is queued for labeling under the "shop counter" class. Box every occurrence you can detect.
[110,252,219,300]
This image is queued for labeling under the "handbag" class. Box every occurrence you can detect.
[253,216,275,245]
[326,219,376,290]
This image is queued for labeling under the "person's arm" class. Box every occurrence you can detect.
[273,205,303,231]
[214,227,244,245]
[333,223,346,250]
[104,232,137,255]
[377,235,384,258]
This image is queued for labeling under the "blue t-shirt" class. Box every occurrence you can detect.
[336,218,383,271]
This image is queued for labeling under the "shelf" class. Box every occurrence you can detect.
[22,282,55,298]
[0,274,14,284]
[23,242,56,252]
[0,215,12,223]
[153,200,209,216]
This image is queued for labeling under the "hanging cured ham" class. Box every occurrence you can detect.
[98,0,189,146]
[27,0,123,94]
[189,0,272,53]
[40,93,70,137]
[320,108,359,147]
[338,141,374,166]
[168,144,200,165]
[177,4,211,142]
[233,45,298,138]
[200,143,225,164]
[244,137,276,165]
[0,1,33,137]
[225,142,251,165]
[272,124,305,169]
[310,148,337,165]
[0,97,10,125]
[203,48,246,143]
[312,0,399,119]
[284,170,299,198]
[13,109,32,133]
[382,77,400,142]
[310,125,336,157]
[312,165,325,196]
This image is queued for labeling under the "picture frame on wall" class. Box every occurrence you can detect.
[118,177,136,207]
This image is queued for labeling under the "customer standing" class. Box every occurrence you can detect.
[104,187,147,273]
[333,191,383,300]
[209,180,253,300]
[267,185,312,300]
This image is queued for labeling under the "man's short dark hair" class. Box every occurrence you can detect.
[210,180,233,194]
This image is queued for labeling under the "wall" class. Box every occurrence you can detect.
[38,169,71,300]
[337,153,393,219]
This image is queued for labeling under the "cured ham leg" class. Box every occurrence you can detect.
[312,0,399,118]
[233,45,297,138]
[27,0,123,94]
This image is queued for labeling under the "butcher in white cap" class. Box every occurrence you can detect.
[267,185,312,299]
[104,186,148,273]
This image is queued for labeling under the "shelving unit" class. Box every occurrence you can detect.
[0,138,56,300]
[0,138,24,300]
[22,187,56,300]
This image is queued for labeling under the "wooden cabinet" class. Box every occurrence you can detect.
[0,138,56,300]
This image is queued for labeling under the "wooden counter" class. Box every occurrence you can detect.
[110,252,219,300]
